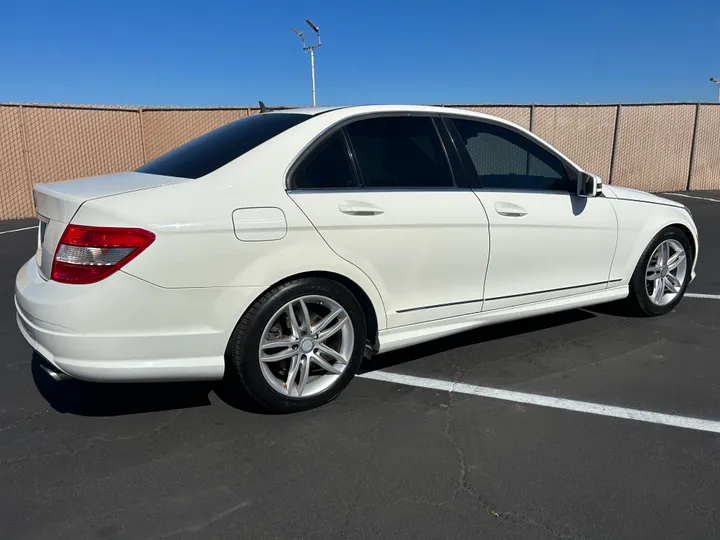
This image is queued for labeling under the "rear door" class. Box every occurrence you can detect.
[288,115,490,328]
[444,116,617,311]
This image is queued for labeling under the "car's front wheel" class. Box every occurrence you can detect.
[225,277,367,413]
[626,226,693,316]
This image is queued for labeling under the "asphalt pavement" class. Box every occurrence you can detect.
[2,193,720,540]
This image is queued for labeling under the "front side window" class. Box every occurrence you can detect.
[345,116,454,188]
[292,133,357,189]
[137,113,312,179]
[450,119,569,191]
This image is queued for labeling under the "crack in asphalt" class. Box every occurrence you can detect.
[339,411,392,540]
[440,352,586,540]
[147,500,252,539]
[506,339,667,391]
[461,327,623,377]
[1,410,184,466]
[3,359,29,369]
[443,351,467,502]
[0,409,50,433]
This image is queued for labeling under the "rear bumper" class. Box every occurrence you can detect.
[14,258,263,382]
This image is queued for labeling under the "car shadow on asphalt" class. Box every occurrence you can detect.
[31,353,274,416]
[583,301,646,318]
[31,353,216,417]
[359,308,597,374]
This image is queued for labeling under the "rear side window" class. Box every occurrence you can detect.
[450,119,569,191]
[137,113,312,179]
[345,117,454,188]
[292,133,357,189]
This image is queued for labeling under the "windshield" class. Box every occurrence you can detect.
[137,113,313,179]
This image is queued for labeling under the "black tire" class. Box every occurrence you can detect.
[625,226,693,317]
[225,277,367,413]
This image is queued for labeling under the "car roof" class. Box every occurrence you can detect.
[267,104,492,120]
[268,106,344,115]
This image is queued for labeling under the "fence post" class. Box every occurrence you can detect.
[529,104,535,132]
[686,103,700,191]
[525,105,536,175]
[137,107,148,163]
[18,105,35,216]
[608,104,622,185]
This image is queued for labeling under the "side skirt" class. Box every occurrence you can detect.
[376,286,629,354]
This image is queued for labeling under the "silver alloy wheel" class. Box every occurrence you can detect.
[258,295,354,398]
[645,239,687,306]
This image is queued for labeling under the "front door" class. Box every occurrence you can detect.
[288,115,490,328]
[446,117,617,311]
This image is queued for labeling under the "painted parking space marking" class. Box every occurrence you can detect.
[0,226,38,236]
[663,193,720,203]
[686,292,720,300]
[358,370,720,434]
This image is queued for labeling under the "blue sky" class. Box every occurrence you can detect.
[2,0,719,106]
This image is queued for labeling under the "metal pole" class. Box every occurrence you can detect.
[711,78,720,103]
[310,48,316,107]
[292,21,321,106]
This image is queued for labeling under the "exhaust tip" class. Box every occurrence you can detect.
[40,362,72,381]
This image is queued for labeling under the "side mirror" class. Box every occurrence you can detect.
[577,172,602,197]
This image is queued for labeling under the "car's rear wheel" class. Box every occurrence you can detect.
[626,227,692,316]
[225,278,367,413]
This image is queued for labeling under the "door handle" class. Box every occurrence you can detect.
[338,203,384,216]
[494,201,527,217]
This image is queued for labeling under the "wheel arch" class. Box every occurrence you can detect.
[630,222,698,278]
[234,270,382,355]
[610,198,699,285]
[669,222,697,263]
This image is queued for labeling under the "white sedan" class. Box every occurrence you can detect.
[15,105,698,412]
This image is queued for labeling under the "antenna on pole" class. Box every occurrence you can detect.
[291,19,322,106]
[711,77,720,103]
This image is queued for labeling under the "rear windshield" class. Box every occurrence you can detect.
[136,113,313,179]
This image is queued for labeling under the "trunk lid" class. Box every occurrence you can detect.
[32,171,188,279]
[33,171,188,223]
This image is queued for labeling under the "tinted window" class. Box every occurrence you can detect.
[345,117,454,188]
[293,133,357,189]
[137,113,312,179]
[451,119,569,191]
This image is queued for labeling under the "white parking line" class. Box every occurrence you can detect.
[663,192,720,203]
[358,370,720,434]
[0,226,38,236]
[686,292,720,300]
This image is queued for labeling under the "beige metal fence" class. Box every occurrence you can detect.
[1,102,719,220]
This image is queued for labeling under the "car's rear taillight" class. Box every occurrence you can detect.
[51,225,156,284]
